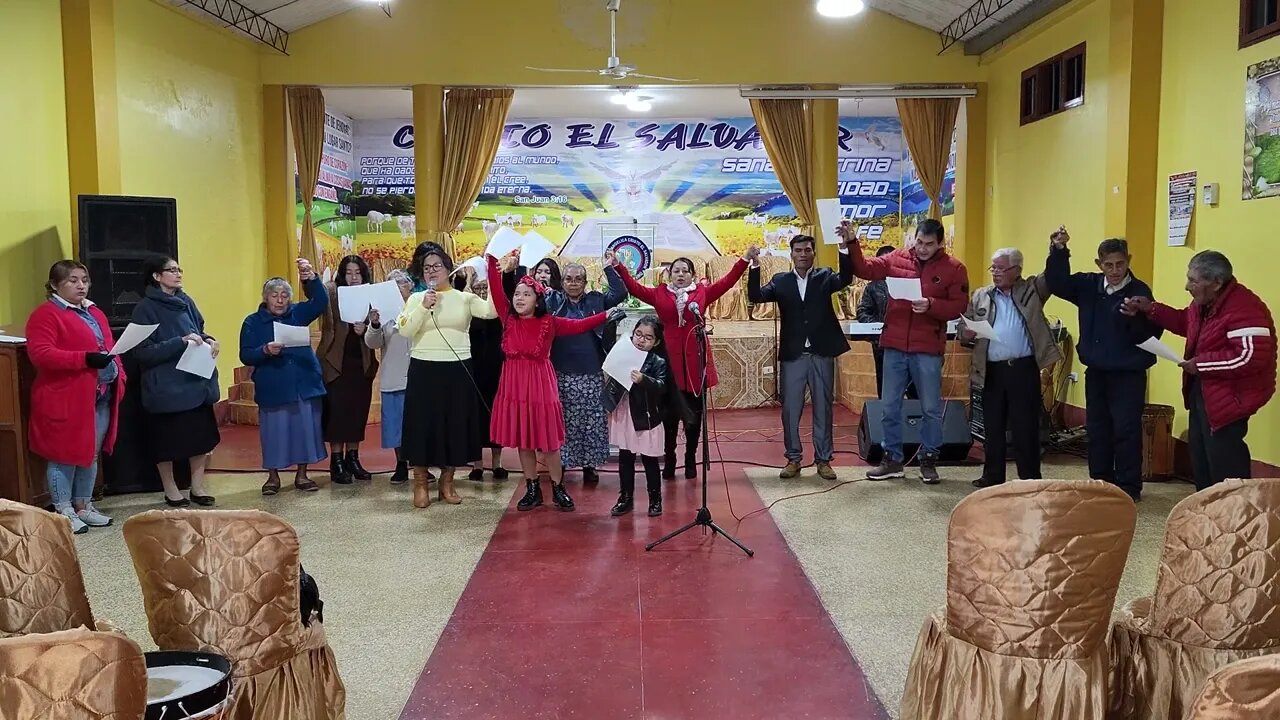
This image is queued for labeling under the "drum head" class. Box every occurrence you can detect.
[145,651,232,720]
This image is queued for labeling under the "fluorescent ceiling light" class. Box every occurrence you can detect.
[740,86,976,99]
[816,0,865,18]
[610,91,636,105]
[626,100,652,112]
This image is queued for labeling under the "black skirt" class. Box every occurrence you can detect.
[147,404,221,462]
[469,318,504,449]
[322,331,375,443]
[402,358,482,468]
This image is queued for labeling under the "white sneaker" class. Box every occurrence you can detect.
[57,505,88,535]
[77,503,113,528]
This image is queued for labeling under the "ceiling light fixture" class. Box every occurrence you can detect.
[815,0,865,18]
[610,90,636,105]
[626,99,653,112]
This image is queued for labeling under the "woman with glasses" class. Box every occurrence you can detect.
[396,243,497,509]
[365,268,415,484]
[317,254,379,484]
[131,255,221,507]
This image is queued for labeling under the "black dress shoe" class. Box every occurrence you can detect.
[164,495,191,508]
[190,494,216,507]
[647,491,663,517]
[583,467,599,485]
[610,494,633,516]
[492,467,509,480]
[261,473,281,496]
[345,450,372,481]
[662,453,676,480]
[469,467,485,481]
[971,477,1004,489]
[330,454,353,485]
[390,460,409,485]
[551,482,575,511]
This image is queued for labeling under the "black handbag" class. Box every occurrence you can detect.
[299,565,323,626]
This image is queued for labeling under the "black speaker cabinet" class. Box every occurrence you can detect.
[77,195,178,328]
[858,399,974,464]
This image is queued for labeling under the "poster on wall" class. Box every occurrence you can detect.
[1168,171,1197,247]
[295,109,359,267]
[1244,55,1280,201]
[900,133,958,252]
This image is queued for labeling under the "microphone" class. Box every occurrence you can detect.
[425,279,437,291]
[687,301,701,320]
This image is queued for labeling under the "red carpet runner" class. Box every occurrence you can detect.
[399,408,889,719]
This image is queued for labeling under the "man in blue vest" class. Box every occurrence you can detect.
[1044,227,1161,501]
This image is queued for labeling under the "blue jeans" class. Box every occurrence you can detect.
[879,349,943,462]
[47,394,111,507]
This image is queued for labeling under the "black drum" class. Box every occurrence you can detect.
[144,651,232,720]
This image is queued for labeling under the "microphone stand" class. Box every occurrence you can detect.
[646,309,754,557]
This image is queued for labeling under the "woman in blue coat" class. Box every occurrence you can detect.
[239,258,330,495]
[131,255,221,508]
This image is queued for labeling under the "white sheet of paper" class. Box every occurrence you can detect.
[109,323,158,356]
[456,256,489,282]
[175,341,217,379]
[336,285,373,323]
[519,232,557,268]
[962,318,998,341]
[815,198,844,245]
[885,277,924,301]
[485,226,524,258]
[1138,336,1184,364]
[0,334,25,344]
[366,280,406,319]
[274,322,312,348]
[846,322,884,335]
[602,337,649,391]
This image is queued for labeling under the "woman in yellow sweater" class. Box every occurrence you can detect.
[396,243,497,508]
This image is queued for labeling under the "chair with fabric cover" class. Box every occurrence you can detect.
[1185,655,1280,720]
[900,480,1136,720]
[701,256,745,320]
[123,509,346,720]
[0,628,147,719]
[745,256,795,322]
[0,499,116,637]
[1108,478,1280,720]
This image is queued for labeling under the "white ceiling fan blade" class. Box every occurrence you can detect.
[630,72,699,83]
[526,66,606,74]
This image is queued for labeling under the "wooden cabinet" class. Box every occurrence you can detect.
[0,344,49,506]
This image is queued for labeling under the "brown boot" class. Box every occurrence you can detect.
[412,467,432,509]
[438,467,462,505]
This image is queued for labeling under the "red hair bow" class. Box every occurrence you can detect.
[518,274,547,295]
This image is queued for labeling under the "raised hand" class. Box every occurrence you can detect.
[603,250,618,267]
[368,309,381,326]
[744,245,761,263]
[296,258,315,282]
[1050,225,1070,249]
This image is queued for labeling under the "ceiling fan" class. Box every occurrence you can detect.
[526,0,697,83]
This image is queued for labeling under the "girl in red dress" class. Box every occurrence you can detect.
[486,253,622,512]
[609,252,751,479]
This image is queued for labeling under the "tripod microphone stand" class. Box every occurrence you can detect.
[645,309,754,557]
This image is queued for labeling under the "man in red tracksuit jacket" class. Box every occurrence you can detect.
[838,219,970,483]
[1123,250,1276,490]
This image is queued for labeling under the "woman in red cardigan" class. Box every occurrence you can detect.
[609,249,754,478]
[25,260,127,534]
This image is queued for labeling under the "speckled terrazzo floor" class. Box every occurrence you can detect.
[744,462,1196,719]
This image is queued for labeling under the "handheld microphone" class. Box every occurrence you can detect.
[688,301,702,320]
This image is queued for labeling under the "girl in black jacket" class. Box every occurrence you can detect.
[602,315,688,517]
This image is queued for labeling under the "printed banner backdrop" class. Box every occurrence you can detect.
[295,109,360,268]
[1244,55,1280,201]
[302,113,966,278]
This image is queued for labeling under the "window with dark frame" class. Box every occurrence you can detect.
[1020,43,1087,126]
[1241,0,1280,48]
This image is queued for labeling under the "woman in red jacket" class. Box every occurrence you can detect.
[610,250,752,479]
[25,260,127,534]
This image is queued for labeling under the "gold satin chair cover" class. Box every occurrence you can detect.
[901,480,1137,720]
[1185,655,1280,720]
[745,256,793,321]
[705,256,747,320]
[1108,478,1280,720]
[0,499,112,637]
[0,628,147,719]
[123,510,346,720]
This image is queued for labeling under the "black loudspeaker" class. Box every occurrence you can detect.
[858,399,974,464]
[77,195,188,495]
[78,195,178,328]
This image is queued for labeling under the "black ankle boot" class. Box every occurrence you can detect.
[517,480,542,511]
[551,482,575,511]
[684,451,698,479]
[662,452,677,480]
[582,467,599,485]
[648,490,663,517]
[330,453,353,484]
[346,449,372,481]
[610,493,633,516]
[390,460,409,485]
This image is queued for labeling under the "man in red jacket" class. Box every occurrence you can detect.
[1123,250,1276,490]
[838,219,970,483]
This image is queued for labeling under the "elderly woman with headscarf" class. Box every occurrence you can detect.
[239,259,330,495]
[397,243,497,509]
[1123,250,1276,490]
[317,254,379,484]
[365,268,415,485]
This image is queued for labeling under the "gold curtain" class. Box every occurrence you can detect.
[437,88,514,257]
[748,99,817,232]
[896,98,961,220]
[288,86,326,266]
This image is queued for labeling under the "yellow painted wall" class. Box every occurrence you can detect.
[978,0,1113,409]
[262,1,981,86]
[113,0,266,388]
[1153,1,1280,465]
[0,0,73,329]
